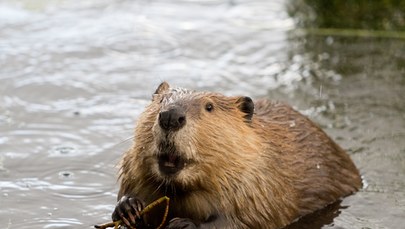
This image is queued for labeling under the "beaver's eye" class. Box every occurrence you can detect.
[205,103,214,112]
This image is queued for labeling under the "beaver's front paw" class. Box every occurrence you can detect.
[112,195,146,228]
[165,218,197,229]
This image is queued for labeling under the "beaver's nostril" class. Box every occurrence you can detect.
[178,116,185,125]
[159,108,186,131]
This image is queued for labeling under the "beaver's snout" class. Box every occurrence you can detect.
[159,108,186,131]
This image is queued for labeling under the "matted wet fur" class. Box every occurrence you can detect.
[116,82,362,229]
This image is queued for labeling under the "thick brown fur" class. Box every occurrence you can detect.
[118,82,362,229]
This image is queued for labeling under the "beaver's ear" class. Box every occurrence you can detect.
[236,96,254,121]
[154,82,170,95]
[152,82,170,101]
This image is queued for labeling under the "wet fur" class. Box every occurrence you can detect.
[118,82,362,229]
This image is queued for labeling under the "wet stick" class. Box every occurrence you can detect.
[94,196,170,229]
[94,221,120,229]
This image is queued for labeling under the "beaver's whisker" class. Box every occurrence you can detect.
[109,136,134,151]
[153,179,165,196]
[164,180,169,196]
[171,183,176,198]
[118,136,135,145]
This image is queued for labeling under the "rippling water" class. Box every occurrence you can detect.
[1,0,404,228]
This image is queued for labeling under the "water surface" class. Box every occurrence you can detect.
[1,0,404,228]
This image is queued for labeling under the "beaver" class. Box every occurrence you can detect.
[113,82,362,229]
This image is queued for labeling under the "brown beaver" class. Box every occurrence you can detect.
[113,82,362,229]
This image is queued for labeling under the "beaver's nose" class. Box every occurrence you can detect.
[159,108,186,131]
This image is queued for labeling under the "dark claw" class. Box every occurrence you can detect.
[166,218,197,229]
[112,195,146,228]
[127,211,136,225]
[129,197,143,219]
[121,215,132,228]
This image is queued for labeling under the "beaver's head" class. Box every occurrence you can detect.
[134,82,259,192]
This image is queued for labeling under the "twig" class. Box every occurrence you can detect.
[94,221,121,229]
[94,196,170,229]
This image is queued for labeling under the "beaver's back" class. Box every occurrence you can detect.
[254,99,362,216]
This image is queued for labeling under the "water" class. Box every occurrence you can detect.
[1,0,404,228]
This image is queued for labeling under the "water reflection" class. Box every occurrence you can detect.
[285,1,405,228]
[288,0,405,30]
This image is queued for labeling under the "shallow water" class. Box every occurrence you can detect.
[1,0,404,228]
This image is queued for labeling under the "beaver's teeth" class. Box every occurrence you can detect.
[164,161,175,168]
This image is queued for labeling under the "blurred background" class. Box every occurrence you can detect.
[0,0,404,228]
